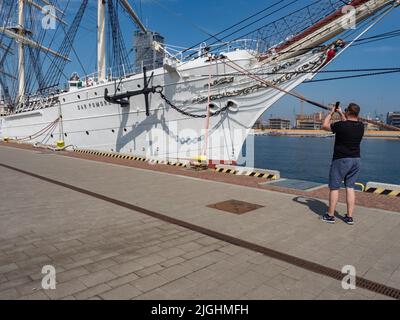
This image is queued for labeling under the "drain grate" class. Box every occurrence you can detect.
[207,199,264,214]
[1,162,399,300]
[264,179,325,191]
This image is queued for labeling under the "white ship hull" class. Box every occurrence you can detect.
[0,50,325,165]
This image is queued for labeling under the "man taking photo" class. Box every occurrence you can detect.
[321,103,365,225]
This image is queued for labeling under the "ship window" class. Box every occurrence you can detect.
[124,128,127,132]
[50,134,53,138]
[64,133,68,137]
[88,103,91,108]
[111,129,115,133]
[78,106,80,110]
[96,102,100,107]
[94,92,98,95]
[77,95,81,99]
[85,105,87,109]
[137,84,141,88]
[63,98,65,102]
[84,104,86,108]
[86,131,89,135]
[100,102,104,106]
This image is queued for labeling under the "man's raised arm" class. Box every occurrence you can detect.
[322,108,335,132]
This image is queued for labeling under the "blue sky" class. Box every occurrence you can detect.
[62,0,400,121]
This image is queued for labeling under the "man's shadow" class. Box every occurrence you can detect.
[293,196,345,221]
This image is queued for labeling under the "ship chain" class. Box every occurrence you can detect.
[158,91,230,118]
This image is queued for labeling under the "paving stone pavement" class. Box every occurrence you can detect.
[0,146,399,300]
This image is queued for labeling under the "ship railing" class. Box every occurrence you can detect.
[81,66,133,87]
[80,40,259,85]
[81,60,162,86]
[164,39,261,62]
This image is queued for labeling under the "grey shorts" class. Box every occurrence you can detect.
[329,158,361,190]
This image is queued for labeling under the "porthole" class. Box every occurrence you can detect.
[64,133,67,137]
[100,102,104,106]
[137,84,141,88]
[111,129,115,133]
[77,95,80,99]
[86,131,89,135]
[50,134,53,138]
[124,128,127,132]
[78,106,80,110]
[94,92,98,96]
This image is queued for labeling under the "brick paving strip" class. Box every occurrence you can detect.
[1,162,399,300]
[2,142,398,213]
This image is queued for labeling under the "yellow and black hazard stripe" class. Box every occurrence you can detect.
[73,149,188,167]
[365,187,400,197]
[246,172,277,179]
[215,168,277,180]
[215,168,238,174]
[167,161,186,167]
[74,149,144,161]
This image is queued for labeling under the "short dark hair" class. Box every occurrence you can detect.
[346,103,360,117]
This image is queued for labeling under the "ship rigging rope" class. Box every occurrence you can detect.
[178,0,304,65]
[155,3,398,127]
[220,56,400,131]
[198,67,400,77]
[179,0,301,56]
[249,27,400,56]
[304,69,400,83]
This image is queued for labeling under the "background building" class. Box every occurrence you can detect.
[269,118,291,130]
[387,112,400,128]
[253,117,267,129]
[363,121,381,131]
[134,31,165,73]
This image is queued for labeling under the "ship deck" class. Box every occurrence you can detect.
[0,142,399,300]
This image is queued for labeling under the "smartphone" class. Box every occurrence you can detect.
[334,101,340,112]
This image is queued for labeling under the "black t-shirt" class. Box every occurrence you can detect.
[331,121,364,160]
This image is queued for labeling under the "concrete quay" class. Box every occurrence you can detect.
[0,144,399,300]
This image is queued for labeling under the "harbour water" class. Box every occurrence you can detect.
[241,135,400,185]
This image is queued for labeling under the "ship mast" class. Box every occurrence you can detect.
[97,0,147,81]
[17,0,25,103]
[97,0,106,81]
[0,0,70,104]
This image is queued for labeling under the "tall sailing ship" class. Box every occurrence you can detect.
[0,0,398,165]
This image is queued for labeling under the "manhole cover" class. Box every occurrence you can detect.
[207,199,264,214]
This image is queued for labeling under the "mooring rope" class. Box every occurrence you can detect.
[11,117,61,142]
